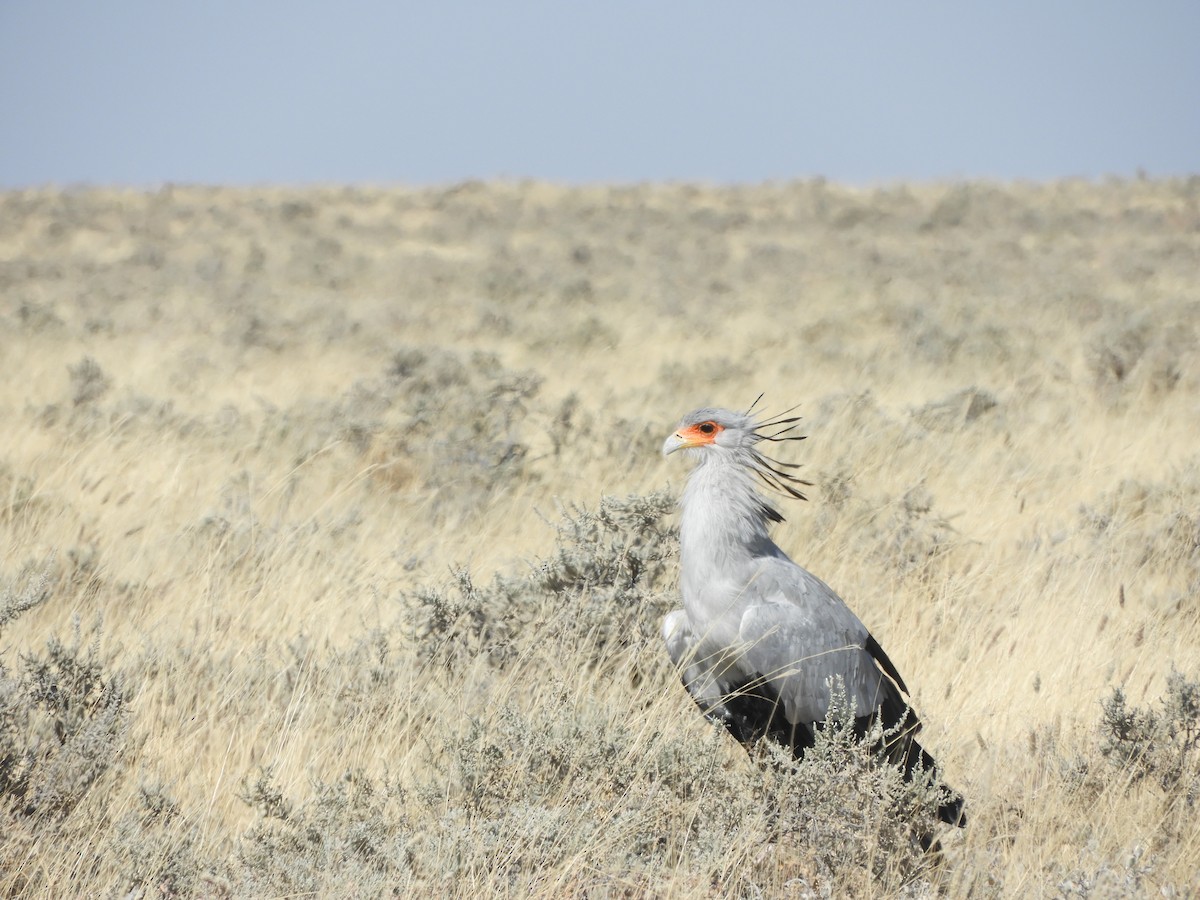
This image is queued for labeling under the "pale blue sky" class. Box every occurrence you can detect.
[2,1,1197,187]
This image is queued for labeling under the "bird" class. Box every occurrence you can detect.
[660,401,965,827]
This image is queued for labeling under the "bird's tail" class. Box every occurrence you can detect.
[868,698,966,828]
[887,733,966,827]
[935,786,967,827]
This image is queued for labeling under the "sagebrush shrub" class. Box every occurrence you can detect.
[408,491,677,673]
[1100,668,1200,802]
[237,768,412,896]
[0,575,127,823]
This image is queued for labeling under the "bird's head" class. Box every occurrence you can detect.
[662,402,813,501]
[662,407,757,456]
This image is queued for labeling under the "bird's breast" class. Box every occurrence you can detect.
[680,562,760,649]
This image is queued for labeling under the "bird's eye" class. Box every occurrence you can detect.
[698,422,716,435]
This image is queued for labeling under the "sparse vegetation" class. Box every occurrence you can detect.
[1099,670,1200,800]
[1,178,1199,895]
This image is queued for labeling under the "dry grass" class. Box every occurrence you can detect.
[1,177,1199,896]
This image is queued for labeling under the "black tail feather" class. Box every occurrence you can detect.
[870,685,967,827]
[693,672,966,828]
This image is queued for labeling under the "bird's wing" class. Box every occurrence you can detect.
[662,608,734,714]
[662,609,693,669]
[733,557,903,725]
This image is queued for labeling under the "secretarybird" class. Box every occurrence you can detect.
[661,403,965,827]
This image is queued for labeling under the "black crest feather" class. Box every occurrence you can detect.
[746,404,813,504]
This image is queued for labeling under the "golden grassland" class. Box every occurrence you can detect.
[1,178,1198,896]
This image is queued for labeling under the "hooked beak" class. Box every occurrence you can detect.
[662,432,689,457]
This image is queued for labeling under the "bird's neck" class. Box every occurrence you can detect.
[679,453,781,578]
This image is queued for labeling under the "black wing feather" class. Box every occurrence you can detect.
[865,633,910,696]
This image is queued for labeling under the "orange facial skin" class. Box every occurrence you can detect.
[676,420,723,448]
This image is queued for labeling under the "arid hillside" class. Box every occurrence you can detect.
[1,179,1198,896]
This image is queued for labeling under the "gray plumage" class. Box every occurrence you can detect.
[661,405,964,826]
